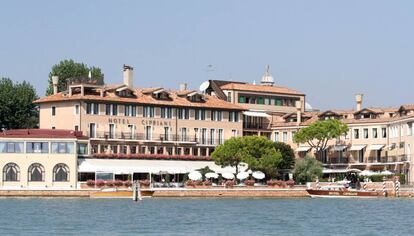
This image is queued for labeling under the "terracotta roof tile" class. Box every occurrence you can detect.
[220,83,305,96]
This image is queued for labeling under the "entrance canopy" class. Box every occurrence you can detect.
[332,145,347,152]
[78,158,222,174]
[349,145,366,151]
[242,111,271,118]
[368,144,384,151]
[296,146,312,152]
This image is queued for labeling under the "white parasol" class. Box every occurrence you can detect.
[205,172,219,179]
[188,171,202,180]
[380,170,393,175]
[252,171,265,180]
[222,172,235,180]
[236,172,249,180]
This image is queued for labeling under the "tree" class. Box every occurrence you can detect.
[0,78,39,130]
[293,119,348,160]
[293,155,323,184]
[46,59,104,95]
[273,142,295,170]
[211,136,282,179]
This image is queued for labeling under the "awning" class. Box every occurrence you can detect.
[296,146,311,152]
[368,144,384,151]
[332,145,347,152]
[323,168,362,174]
[242,111,271,118]
[349,145,366,151]
[78,158,222,174]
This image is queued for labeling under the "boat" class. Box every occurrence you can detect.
[306,185,382,198]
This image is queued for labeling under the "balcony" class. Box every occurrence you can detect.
[323,155,410,166]
[243,122,271,130]
[87,131,225,145]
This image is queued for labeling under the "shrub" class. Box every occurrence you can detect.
[185,180,196,187]
[123,181,132,187]
[95,180,105,188]
[114,180,124,187]
[225,180,235,188]
[267,180,286,188]
[139,179,151,186]
[286,179,295,187]
[105,180,114,187]
[244,179,255,186]
[203,180,212,186]
[86,180,95,187]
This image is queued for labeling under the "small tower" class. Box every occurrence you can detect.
[260,65,274,86]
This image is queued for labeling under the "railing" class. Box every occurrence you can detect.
[325,155,410,165]
[87,131,225,145]
[243,122,271,130]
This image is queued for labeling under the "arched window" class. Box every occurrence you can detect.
[53,163,69,182]
[28,163,45,182]
[3,163,20,182]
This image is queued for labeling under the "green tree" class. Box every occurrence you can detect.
[293,155,323,184]
[293,119,348,160]
[211,136,282,179]
[0,78,39,130]
[273,142,295,170]
[46,59,104,95]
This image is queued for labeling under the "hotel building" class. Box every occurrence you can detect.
[272,96,414,183]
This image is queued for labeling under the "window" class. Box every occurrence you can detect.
[229,111,239,122]
[74,125,79,131]
[77,143,88,155]
[274,132,279,142]
[211,111,222,121]
[86,103,99,115]
[109,124,115,139]
[381,128,387,138]
[145,126,152,140]
[409,123,413,136]
[143,106,154,118]
[195,109,206,120]
[181,128,188,141]
[363,128,369,139]
[218,129,224,144]
[210,129,215,145]
[28,163,45,182]
[75,105,80,115]
[372,128,378,139]
[161,107,172,119]
[264,98,270,105]
[283,132,288,142]
[177,108,189,120]
[232,129,237,137]
[89,123,96,138]
[125,105,130,116]
[257,97,264,104]
[292,131,296,141]
[51,142,74,154]
[26,142,49,153]
[3,163,19,182]
[201,128,207,144]
[51,106,56,116]
[227,92,232,102]
[0,142,23,153]
[53,164,69,182]
[163,127,170,141]
[238,96,245,103]
[354,129,359,139]
[127,125,135,139]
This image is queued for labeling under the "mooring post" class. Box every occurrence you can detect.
[132,180,138,201]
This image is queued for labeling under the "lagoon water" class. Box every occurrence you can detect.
[1,198,414,236]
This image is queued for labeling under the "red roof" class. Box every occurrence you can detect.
[0,129,88,139]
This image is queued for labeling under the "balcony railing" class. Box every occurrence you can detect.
[243,122,271,130]
[324,155,410,165]
[87,131,225,145]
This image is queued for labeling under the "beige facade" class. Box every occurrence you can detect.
[0,130,88,189]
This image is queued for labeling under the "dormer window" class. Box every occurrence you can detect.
[187,92,205,102]
[152,89,170,100]
[115,86,135,97]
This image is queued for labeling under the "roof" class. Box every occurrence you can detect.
[0,129,88,139]
[34,88,245,111]
[399,104,414,111]
[219,82,305,96]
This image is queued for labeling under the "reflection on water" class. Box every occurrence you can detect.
[0,198,414,236]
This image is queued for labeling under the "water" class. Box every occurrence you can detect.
[0,198,413,236]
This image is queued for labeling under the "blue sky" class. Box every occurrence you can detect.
[1,1,413,110]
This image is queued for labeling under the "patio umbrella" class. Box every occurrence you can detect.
[381,170,393,175]
[222,172,235,180]
[188,171,202,180]
[359,170,375,176]
[205,172,219,179]
[252,171,265,180]
[236,172,249,180]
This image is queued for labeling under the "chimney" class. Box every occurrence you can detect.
[355,94,363,111]
[52,76,59,95]
[295,101,302,126]
[123,65,134,88]
[179,83,187,91]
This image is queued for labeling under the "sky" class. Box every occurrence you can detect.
[1,1,413,110]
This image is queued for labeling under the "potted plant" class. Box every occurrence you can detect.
[244,179,255,187]
[105,180,115,187]
[114,180,124,188]
[139,179,151,188]
[95,180,105,188]
[225,180,235,188]
[86,180,95,187]
[123,181,132,188]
